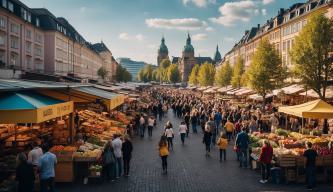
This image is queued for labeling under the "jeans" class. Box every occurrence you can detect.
[226,131,233,141]
[192,123,197,133]
[211,132,217,145]
[219,149,226,161]
[239,148,248,168]
[148,126,153,137]
[261,163,271,180]
[167,137,173,150]
[205,143,211,153]
[186,123,190,137]
[40,177,55,192]
[104,163,116,180]
[215,121,221,133]
[123,158,131,176]
[159,113,163,121]
[306,166,316,189]
[115,158,122,178]
[180,133,186,144]
[161,155,168,171]
[140,125,145,138]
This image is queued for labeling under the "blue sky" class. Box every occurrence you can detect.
[22,0,302,65]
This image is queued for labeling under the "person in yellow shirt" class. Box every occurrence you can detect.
[158,135,169,174]
[225,119,234,141]
[217,133,228,162]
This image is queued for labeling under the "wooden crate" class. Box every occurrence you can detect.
[55,161,74,182]
[323,156,333,166]
[286,169,296,183]
[316,156,324,166]
[296,156,305,167]
[278,155,296,167]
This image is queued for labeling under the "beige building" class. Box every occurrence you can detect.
[0,0,44,74]
[222,0,332,70]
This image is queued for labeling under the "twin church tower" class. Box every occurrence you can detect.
[157,33,222,82]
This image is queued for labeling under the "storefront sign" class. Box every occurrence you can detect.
[75,102,107,113]
[37,101,74,123]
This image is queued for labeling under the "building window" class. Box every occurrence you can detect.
[2,0,7,8]
[26,42,31,53]
[0,17,5,28]
[282,41,287,52]
[10,23,19,34]
[36,18,40,27]
[26,29,31,39]
[26,57,32,70]
[0,33,5,45]
[35,33,42,43]
[10,37,18,49]
[34,46,42,56]
[0,50,5,64]
[10,52,19,66]
[8,1,13,12]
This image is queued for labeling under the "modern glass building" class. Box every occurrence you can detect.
[117,58,147,81]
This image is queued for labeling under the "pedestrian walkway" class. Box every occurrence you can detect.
[59,110,333,192]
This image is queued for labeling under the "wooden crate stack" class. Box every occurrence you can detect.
[278,155,296,184]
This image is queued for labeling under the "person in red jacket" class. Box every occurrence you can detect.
[258,139,273,183]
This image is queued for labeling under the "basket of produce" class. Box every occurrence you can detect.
[275,129,289,137]
[89,165,102,177]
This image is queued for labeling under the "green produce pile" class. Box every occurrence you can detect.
[275,128,289,137]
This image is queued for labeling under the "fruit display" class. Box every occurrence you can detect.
[50,145,77,153]
[89,164,102,172]
[275,128,289,137]
[113,112,131,125]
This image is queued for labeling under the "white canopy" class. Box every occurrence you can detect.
[273,84,304,95]
[217,85,233,93]
[248,93,274,101]
[299,86,333,99]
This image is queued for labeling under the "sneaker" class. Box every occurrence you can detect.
[259,180,266,184]
[264,180,268,183]
[116,177,120,179]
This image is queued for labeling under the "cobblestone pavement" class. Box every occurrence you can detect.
[59,110,333,192]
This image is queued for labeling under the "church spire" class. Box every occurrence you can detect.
[214,44,222,63]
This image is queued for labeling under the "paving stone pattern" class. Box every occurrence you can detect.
[59,110,333,192]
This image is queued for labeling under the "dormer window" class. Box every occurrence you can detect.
[2,0,7,8]
[36,18,40,27]
[8,1,13,12]
[296,9,300,16]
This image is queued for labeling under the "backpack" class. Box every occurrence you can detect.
[103,149,115,164]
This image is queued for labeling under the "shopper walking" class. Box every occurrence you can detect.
[16,153,35,192]
[184,112,190,137]
[179,121,187,145]
[235,127,250,168]
[122,135,133,177]
[190,112,198,134]
[203,124,212,157]
[158,136,169,174]
[225,119,234,141]
[38,144,57,192]
[112,134,123,179]
[139,114,145,138]
[217,133,228,162]
[102,141,116,181]
[148,116,155,137]
[28,142,43,166]
[303,142,318,190]
[164,123,174,150]
[258,140,273,183]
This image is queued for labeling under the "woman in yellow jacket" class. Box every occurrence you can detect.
[217,133,228,162]
[158,135,169,174]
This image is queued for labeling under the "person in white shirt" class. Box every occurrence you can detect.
[28,142,43,166]
[112,134,123,179]
[148,116,155,137]
[139,114,146,138]
[179,122,188,145]
[164,122,174,150]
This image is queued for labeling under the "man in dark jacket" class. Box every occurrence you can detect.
[236,127,250,168]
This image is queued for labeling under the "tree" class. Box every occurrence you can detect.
[290,12,333,100]
[167,64,181,83]
[137,68,146,82]
[115,65,132,82]
[215,61,232,87]
[160,59,171,69]
[152,69,158,81]
[231,57,245,88]
[144,64,154,82]
[97,66,108,81]
[247,39,287,103]
[198,62,215,86]
[188,64,200,86]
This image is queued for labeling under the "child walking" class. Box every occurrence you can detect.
[217,133,228,162]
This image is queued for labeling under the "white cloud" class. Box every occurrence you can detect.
[192,33,208,41]
[79,6,86,13]
[224,37,235,42]
[182,0,216,7]
[147,44,157,49]
[262,9,267,16]
[209,0,262,26]
[205,27,214,32]
[145,18,206,30]
[119,33,145,41]
[262,0,275,5]
[197,49,209,55]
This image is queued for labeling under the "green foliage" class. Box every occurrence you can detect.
[188,64,200,85]
[97,66,108,80]
[160,59,171,69]
[137,64,154,82]
[167,64,181,83]
[247,39,287,102]
[115,65,132,82]
[215,61,232,87]
[231,57,245,88]
[290,12,333,100]
[198,62,215,86]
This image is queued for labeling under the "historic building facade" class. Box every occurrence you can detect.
[157,36,169,67]
[221,0,332,70]
[0,0,117,81]
[171,33,215,82]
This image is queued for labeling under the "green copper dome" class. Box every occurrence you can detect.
[183,33,194,53]
[158,37,168,54]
